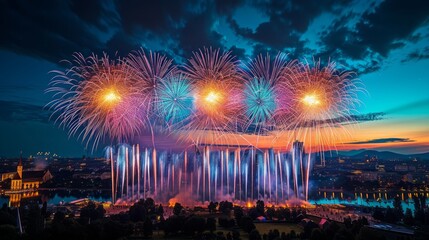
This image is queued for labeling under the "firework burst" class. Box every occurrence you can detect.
[182,48,243,143]
[47,53,144,150]
[156,75,194,128]
[243,78,276,125]
[241,53,296,130]
[284,60,362,152]
[46,48,364,154]
[126,48,177,119]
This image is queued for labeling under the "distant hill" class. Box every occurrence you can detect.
[323,149,429,160]
[411,152,429,159]
[350,150,405,159]
[319,149,366,158]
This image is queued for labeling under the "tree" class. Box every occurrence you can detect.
[163,215,184,235]
[413,196,421,211]
[144,198,156,213]
[310,228,327,240]
[372,207,384,221]
[291,208,298,220]
[233,206,243,223]
[173,203,183,216]
[0,225,19,240]
[232,229,240,240]
[343,216,352,228]
[256,200,264,216]
[403,208,414,225]
[103,220,131,240]
[415,208,425,224]
[325,221,340,240]
[53,211,65,223]
[304,221,319,238]
[0,206,15,225]
[129,202,147,222]
[184,217,205,235]
[218,216,235,228]
[157,204,164,216]
[240,216,255,233]
[248,207,259,220]
[219,201,233,214]
[360,216,369,226]
[208,201,217,213]
[420,195,426,209]
[393,195,403,220]
[143,217,153,237]
[80,201,105,223]
[356,226,385,240]
[425,208,429,225]
[249,229,262,240]
[206,217,216,233]
[26,204,44,236]
[96,204,106,218]
[41,201,47,218]
[333,227,354,240]
[266,206,275,220]
[384,207,396,223]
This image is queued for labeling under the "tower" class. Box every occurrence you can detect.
[17,152,23,178]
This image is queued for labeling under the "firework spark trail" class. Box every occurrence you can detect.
[47,51,362,153]
[47,53,145,151]
[240,53,297,151]
[280,59,362,199]
[47,49,365,196]
[126,48,177,101]
[126,48,177,146]
[283,60,362,148]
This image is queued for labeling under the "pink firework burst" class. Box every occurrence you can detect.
[47,53,145,150]
[181,48,244,144]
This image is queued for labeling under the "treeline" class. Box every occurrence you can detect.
[0,198,426,240]
[372,195,429,229]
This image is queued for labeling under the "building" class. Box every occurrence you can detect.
[1,156,53,191]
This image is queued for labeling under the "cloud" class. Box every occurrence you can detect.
[0,0,246,64]
[2,0,429,76]
[115,0,195,36]
[355,0,429,57]
[347,138,415,144]
[176,9,224,58]
[385,99,429,114]
[319,0,429,74]
[105,30,141,56]
[227,0,352,57]
[0,1,106,63]
[228,45,247,60]
[291,112,385,128]
[402,47,429,62]
[240,112,386,133]
[348,112,386,122]
[69,0,115,31]
[0,100,50,123]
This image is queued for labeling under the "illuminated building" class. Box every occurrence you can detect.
[1,155,53,191]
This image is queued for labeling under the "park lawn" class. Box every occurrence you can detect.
[254,222,303,235]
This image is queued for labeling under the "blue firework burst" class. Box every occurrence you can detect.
[157,76,194,125]
[244,78,277,124]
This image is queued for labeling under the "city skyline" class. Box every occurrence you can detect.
[1,0,429,157]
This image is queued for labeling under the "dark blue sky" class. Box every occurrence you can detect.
[1,0,429,157]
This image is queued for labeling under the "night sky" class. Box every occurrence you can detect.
[1,0,428,157]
